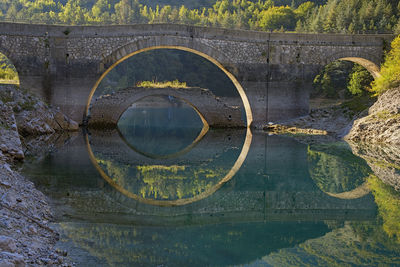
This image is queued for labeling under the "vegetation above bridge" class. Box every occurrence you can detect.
[0,0,399,34]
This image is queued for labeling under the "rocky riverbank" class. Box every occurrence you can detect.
[264,88,400,192]
[264,101,368,144]
[345,87,400,144]
[265,87,400,145]
[0,84,77,266]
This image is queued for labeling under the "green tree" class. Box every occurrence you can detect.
[258,6,296,31]
[372,34,400,94]
[347,64,373,95]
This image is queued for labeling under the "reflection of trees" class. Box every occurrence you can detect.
[265,219,400,266]
[59,220,328,267]
[96,158,227,200]
[368,174,400,243]
[307,143,371,194]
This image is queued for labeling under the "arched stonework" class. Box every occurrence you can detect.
[88,87,244,128]
[0,22,394,125]
[86,39,253,127]
[100,36,232,71]
[327,51,382,78]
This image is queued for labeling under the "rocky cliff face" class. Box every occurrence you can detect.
[0,84,76,266]
[345,87,400,144]
[0,101,24,162]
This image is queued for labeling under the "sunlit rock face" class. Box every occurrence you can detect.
[117,95,206,158]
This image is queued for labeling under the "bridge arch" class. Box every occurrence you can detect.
[89,87,243,128]
[85,37,253,127]
[0,49,20,85]
[326,52,382,78]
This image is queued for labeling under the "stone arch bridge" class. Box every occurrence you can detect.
[0,22,394,127]
[88,86,244,128]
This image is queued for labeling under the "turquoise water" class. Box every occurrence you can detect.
[21,103,400,266]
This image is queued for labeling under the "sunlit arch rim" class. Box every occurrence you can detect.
[324,182,370,200]
[339,57,381,79]
[116,93,209,160]
[85,127,252,207]
[326,51,382,79]
[85,45,253,128]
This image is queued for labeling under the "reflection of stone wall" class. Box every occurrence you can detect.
[349,142,400,191]
[88,87,243,128]
[27,131,377,225]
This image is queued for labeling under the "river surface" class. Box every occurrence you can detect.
[21,102,400,266]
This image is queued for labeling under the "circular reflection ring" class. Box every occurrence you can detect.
[85,45,253,206]
[116,93,210,160]
[324,182,370,200]
[85,46,253,128]
[117,122,209,160]
[85,127,252,207]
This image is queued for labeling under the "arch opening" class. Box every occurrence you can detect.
[86,46,253,128]
[311,59,376,109]
[0,52,19,85]
[114,92,210,129]
[339,57,381,79]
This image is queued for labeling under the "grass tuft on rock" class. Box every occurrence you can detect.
[136,80,187,88]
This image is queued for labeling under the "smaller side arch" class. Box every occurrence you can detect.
[339,57,381,79]
[326,52,382,78]
[0,48,20,85]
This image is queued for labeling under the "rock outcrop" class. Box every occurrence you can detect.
[0,85,78,137]
[0,84,76,265]
[345,87,400,144]
[0,101,24,161]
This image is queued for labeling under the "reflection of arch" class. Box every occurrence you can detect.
[117,93,210,160]
[308,144,372,200]
[85,40,253,127]
[325,182,370,200]
[117,123,208,160]
[326,52,381,78]
[0,50,20,85]
[85,127,252,207]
